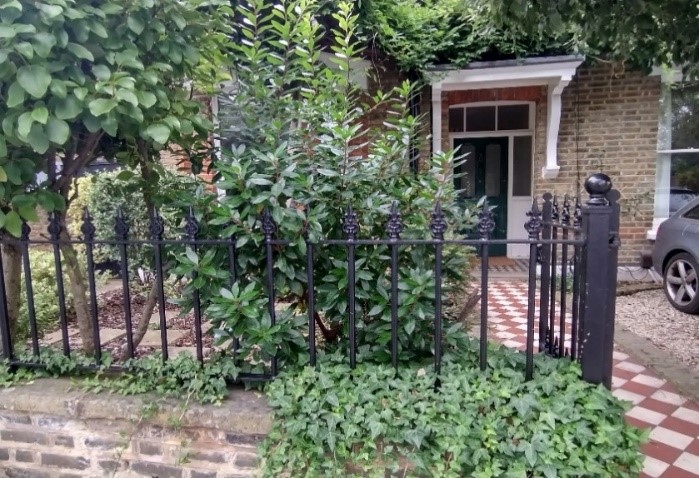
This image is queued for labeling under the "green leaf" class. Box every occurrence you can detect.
[46,117,70,145]
[185,247,198,265]
[49,80,67,98]
[18,205,38,222]
[0,167,6,181]
[145,123,171,144]
[17,65,52,98]
[0,137,6,159]
[136,91,157,108]
[14,41,33,59]
[31,107,49,124]
[67,43,94,61]
[17,112,33,137]
[88,98,118,117]
[116,89,138,107]
[38,4,63,18]
[0,25,16,39]
[6,81,25,108]
[27,124,49,154]
[4,210,21,237]
[91,64,111,81]
[127,16,145,34]
[32,32,56,57]
[55,96,82,120]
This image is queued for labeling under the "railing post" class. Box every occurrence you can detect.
[580,173,620,388]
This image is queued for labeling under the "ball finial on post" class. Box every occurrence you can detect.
[584,173,613,206]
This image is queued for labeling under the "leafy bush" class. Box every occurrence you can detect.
[67,167,203,275]
[262,347,646,478]
[16,249,81,340]
[187,0,478,377]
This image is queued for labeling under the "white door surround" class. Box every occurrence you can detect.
[450,109,534,259]
[427,55,584,180]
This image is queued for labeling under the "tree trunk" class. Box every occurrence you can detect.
[2,242,22,341]
[122,282,159,357]
[59,228,95,356]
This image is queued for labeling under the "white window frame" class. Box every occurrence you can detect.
[649,77,699,239]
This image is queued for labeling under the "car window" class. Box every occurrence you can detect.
[684,205,699,220]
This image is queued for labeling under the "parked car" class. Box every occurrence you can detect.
[644,197,699,314]
[669,187,698,215]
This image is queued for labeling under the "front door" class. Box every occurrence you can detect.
[453,137,508,256]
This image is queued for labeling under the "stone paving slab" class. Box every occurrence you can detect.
[488,280,699,478]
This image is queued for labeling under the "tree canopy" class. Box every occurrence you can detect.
[354,0,699,78]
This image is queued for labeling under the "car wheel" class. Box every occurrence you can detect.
[663,252,699,314]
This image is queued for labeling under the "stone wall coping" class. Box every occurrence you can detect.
[0,378,272,435]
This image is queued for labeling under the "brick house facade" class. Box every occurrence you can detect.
[208,55,669,265]
[419,58,662,265]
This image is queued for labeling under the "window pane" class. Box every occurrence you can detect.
[513,136,533,196]
[684,205,699,220]
[670,84,699,149]
[484,144,501,196]
[498,104,530,130]
[455,143,476,197]
[449,108,464,132]
[670,152,699,213]
[466,106,496,132]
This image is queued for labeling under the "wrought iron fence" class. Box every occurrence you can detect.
[0,174,620,387]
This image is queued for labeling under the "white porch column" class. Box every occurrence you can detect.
[432,84,442,154]
[542,78,571,179]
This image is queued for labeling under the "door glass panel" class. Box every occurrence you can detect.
[455,143,476,197]
[498,104,530,130]
[513,136,533,196]
[484,144,501,196]
[449,108,464,132]
[466,106,496,132]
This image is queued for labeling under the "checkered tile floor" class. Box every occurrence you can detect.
[486,280,699,478]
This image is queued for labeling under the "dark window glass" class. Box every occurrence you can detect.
[513,136,533,196]
[466,106,496,132]
[449,108,464,133]
[455,143,476,197]
[684,205,699,220]
[484,144,501,196]
[498,104,530,130]
[671,84,699,149]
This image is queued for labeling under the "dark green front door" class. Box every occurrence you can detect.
[453,137,508,256]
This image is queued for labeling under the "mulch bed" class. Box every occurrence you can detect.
[57,287,209,362]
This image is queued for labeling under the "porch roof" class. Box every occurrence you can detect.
[426,55,585,179]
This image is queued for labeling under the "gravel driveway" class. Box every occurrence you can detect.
[616,288,699,371]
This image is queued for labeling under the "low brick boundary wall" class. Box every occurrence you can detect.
[0,379,271,477]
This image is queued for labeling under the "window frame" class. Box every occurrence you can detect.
[448,101,534,134]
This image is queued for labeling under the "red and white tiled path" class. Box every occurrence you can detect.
[486,280,699,478]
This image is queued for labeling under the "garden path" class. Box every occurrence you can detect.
[488,280,699,478]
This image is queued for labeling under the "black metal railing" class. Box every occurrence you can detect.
[0,173,621,388]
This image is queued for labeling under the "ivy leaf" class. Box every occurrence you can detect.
[6,81,25,108]
[17,65,52,98]
[14,41,33,59]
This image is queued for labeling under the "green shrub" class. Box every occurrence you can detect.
[262,346,646,478]
[67,168,202,275]
[17,249,84,340]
